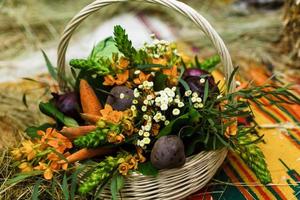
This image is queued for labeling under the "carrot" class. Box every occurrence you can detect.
[60,147,116,164]
[61,125,97,140]
[81,113,101,124]
[80,79,102,115]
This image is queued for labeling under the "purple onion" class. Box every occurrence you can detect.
[51,92,81,120]
[182,68,219,98]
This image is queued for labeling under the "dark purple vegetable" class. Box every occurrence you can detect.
[51,92,81,120]
[151,135,186,169]
[182,68,219,98]
[106,86,134,111]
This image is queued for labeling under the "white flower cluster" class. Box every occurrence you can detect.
[154,87,184,112]
[185,89,204,109]
[136,115,152,148]
[132,81,186,149]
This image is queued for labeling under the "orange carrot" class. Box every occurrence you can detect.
[61,125,97,140]
[60,147,115,164]
[80,79,102,115]
[80,113,101,124]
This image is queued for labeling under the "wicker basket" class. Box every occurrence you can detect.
[56,0,236,199]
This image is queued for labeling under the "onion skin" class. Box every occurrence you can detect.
[51,92,81,120]
[182,68,219,98]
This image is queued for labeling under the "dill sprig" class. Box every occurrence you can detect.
[113,25,148,64]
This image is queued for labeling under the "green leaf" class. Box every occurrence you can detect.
[22,93,28,108]
[42,50,58,80]
[110,174,124,200]
[39,102,78,127]
[154,72,168,91]
[186,137,204,156]
[25,123,53,139]
[6,171,43,185]
[137,161,158,177]
[89,37,120,60]
[62,173,69,200]
[203,80,209,104]
[227,67,239,93]
[70,166,85,200]
[32,179,42,200]
[157,112,190,138]
[136,64,167,70]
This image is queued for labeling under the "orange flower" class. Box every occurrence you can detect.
[162,65,178,85]
[38,128,72,153]
[115,70,129,85]
[133,71,151,85]
[225,118,237,138]
[135,147,146,163]
[152,58,167,66]
[117,58,130,70]
[151,123,160,136]
[103,75,115,86]
[114,134,125,144]
[34,162,53,180]
[103,70,129,86]
[100,104,123,124]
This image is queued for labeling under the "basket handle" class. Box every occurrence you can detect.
[57,0,236,92]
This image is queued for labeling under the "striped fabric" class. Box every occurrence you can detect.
[133,13,300,200]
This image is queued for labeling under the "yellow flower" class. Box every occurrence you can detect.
[118,162,130,176]
[34,162,54,180]
[128,157,138,170]
[18,162,33,172]
[107,132,117,143]
[122,119,134,136]
[20,140,36,161]
[11,148,22,160]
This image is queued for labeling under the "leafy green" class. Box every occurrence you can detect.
[157,108,200,138]
[39,102,78,127]
[153,72,168,91]
[32,179,42,200]
[110,174,124,200]
[137,161,158,177]
[194,55,220,72]
[25,123,53,138]
[6,171,43,185]
[42,50,58,80]
[89,37,120,60]
[62,173,69,200]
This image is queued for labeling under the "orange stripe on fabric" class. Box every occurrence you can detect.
[223,165,254,200]
[228,153,274,200]
[251,103,300,149]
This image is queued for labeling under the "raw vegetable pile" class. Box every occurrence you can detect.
[10,25,300,198]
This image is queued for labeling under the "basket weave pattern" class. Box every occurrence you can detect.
[57,0,235,199]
